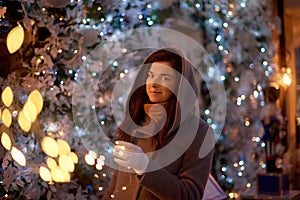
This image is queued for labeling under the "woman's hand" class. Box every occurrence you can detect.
[113,141,149,175]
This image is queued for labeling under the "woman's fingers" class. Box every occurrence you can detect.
[113,157,129,167]
[115,141,142,151]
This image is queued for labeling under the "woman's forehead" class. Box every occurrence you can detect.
[149,62,178,76]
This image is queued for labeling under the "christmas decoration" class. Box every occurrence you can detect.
[6,22,24,54]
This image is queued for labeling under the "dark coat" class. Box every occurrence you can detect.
[102,115,214,200]
[102,48,215,199]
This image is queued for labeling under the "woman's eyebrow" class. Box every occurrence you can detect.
[160,73,174,78]
[148,70,174,78]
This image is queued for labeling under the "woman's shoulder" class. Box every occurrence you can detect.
[183,114,210,131]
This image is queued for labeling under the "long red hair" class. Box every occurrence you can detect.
[116,49,183,149]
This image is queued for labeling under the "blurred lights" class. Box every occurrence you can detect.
[39,137,78,182]
[2,108,12,128]
[1,86,13,107]
[228,192,239,199]
[39,166,52,182]
[1,132,11,150]
[42,136,59,157]
[0,88,45,167]
[282,68,292,86]
[11,147,26,166]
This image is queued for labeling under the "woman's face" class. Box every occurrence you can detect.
[146,61,179,103]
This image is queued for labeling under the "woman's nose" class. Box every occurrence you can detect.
[149,82,159,88]
[152,76,162,84]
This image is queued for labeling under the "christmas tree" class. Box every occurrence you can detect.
[0,0,280,199]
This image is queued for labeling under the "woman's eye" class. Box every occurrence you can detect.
[161,76,170,81]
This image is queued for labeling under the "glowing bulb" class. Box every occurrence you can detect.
[2,108,12,128]
[23,100,37,122]
[96,163,103,170]
[57,139,71,156]
[85,154,95,165]
[1,86,14,107]
[39,166,52,182]
[51,167,66,182]
[28,90,43,114]
[18,111,31,132]
[283,73,292,86]
[59,155,75,172]
[11,147,26,166]
[70,152,78,164]
[6,23,24,54]
[88,150,97,159]
[46,157,57,169]
[42,136,59,157]
[1,132,12,150]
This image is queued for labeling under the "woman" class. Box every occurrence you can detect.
[103,48,214,200]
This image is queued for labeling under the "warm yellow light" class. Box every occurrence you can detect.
[1,132,12,150]
[57,139,71,156]
[41,136,58,157]
[2,108,12,128]
[6,23,25,54]
[88,150,97,159]
[59,155,75,172]
[51,167,70,182]
[70,152,78,164]
[46,157,57,169]
[283,73,292,86]
[18,111,31,132]
[85,154,95,165]
[50,167,64,182]
[28,90,43,114]
[23,100,37,122]
[11,147,26,166]
[39,166,52,182]
[96,163,103,170]
[61,169,70,182]
[1,86,14,107]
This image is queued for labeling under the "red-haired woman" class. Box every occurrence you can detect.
[103,48,214,200]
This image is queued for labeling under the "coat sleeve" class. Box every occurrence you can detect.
[138,123,214,200]
[102,170,118,200]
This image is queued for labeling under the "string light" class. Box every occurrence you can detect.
[6,22,24,54]
[11,147,26,166]
[1,86,13,107]
[1,132,12,150]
